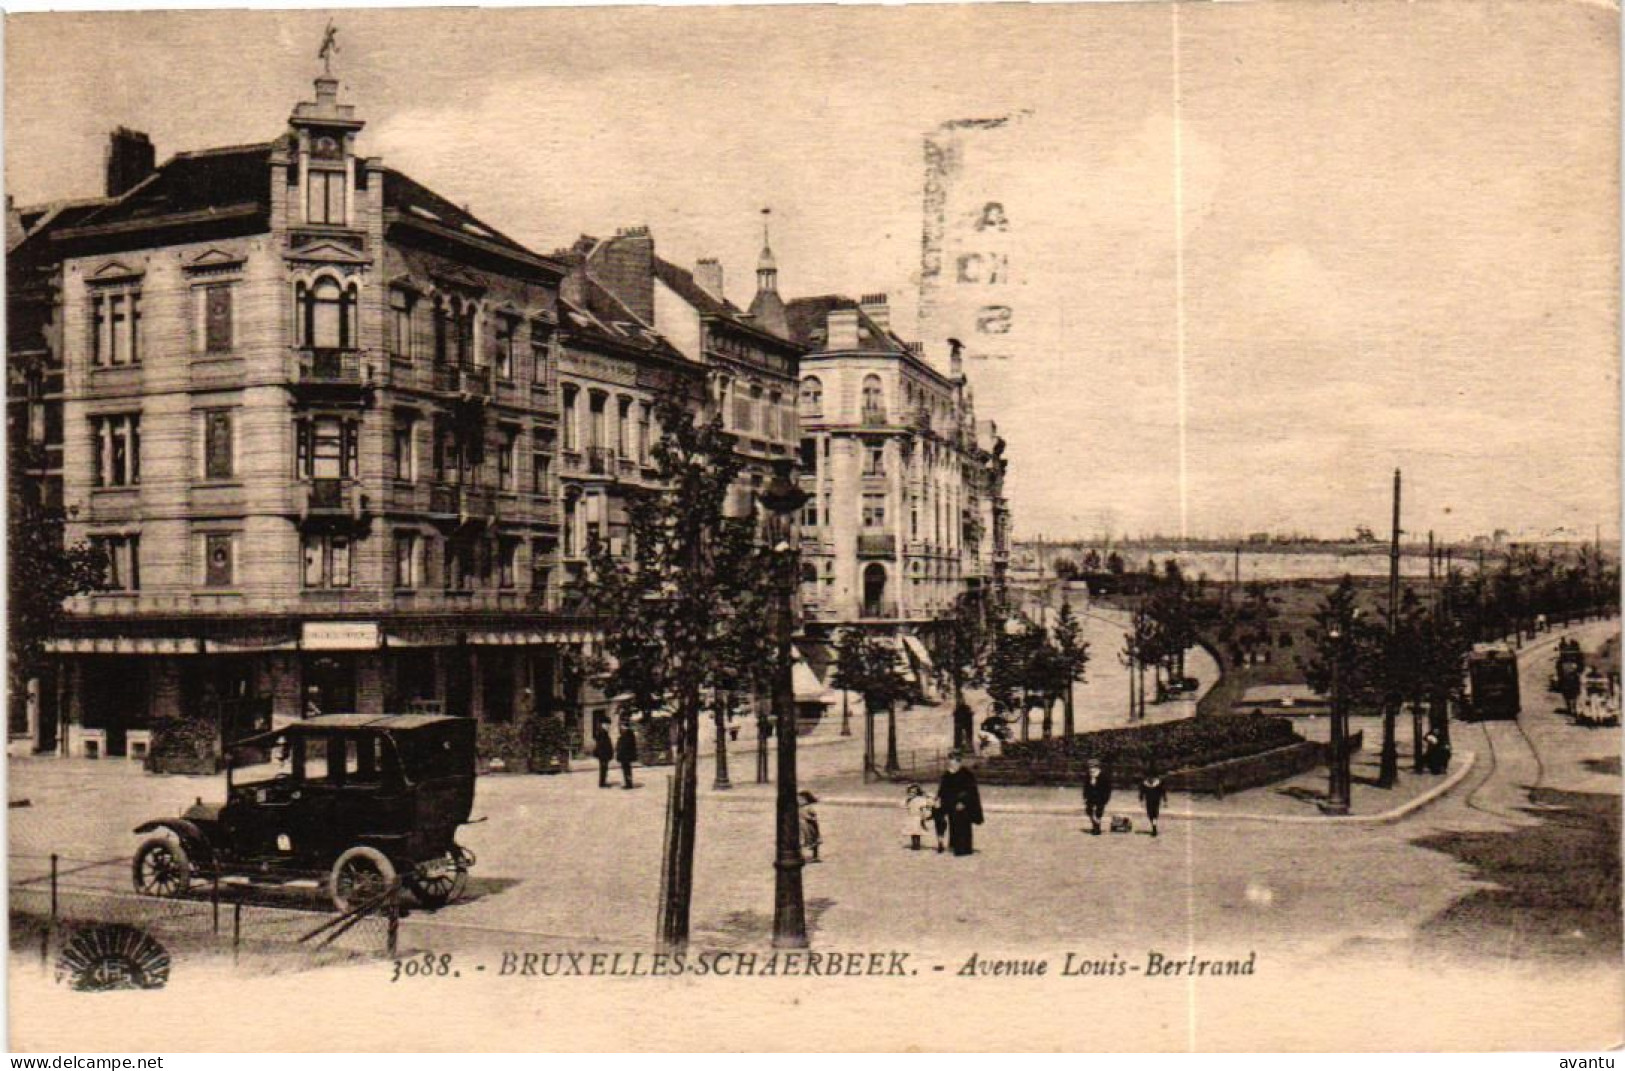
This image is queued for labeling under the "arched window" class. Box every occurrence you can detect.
[862,563,889,618]
[861,375,885,420]
[299,277,356,350]
[800,376,823,414]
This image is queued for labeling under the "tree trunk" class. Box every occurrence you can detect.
[713,706,731,790]
[657,697,701,951]
[1409,700,1425,773]
[1063,682,1075,738]
[863,700,876,782]
[1041,699,1053,739]
[884,704,899,773]
[1378,698,1399,789]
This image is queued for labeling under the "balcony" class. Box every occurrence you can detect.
[859,599,900,620]
[861,406,890,428]
[427,483,497,530]
[299,478,369,533]
[911,406,933,433]
[432,363,494,400]
[586,447,613,476]
[290,348,373,407]
[617,456,638,476]
[857,532,897,557]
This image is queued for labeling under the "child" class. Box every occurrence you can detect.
[799,790,822,863]
[903,783,937,851]
[1138,769,1168,837]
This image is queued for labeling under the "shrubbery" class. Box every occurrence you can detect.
[146,718,220,775]
[999,713,1302,774]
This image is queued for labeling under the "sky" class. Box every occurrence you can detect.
[6,3,1618,543]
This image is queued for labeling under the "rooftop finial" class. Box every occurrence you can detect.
[761,206,771,248]
[318,19,340,77]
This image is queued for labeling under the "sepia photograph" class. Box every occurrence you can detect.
[3,1,1620,1053]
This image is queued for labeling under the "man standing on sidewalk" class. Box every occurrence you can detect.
[615,718,639,789]
[593,717,615,788]
[1082,757,1113,836]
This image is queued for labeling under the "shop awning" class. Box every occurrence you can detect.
[467,627,598,646]
[901,634,934,672]
[45,636,201,655]
[793,660,832,704]
[203,635,298,654]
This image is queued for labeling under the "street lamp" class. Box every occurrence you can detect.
[1324,614,1354,815]
[758,459,809,949]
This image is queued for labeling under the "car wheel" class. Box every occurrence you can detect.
[407,857,469,909]
[131,836,192,898]
[329,846,397,913]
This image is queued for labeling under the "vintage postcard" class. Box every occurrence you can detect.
[4,2,1620,1053]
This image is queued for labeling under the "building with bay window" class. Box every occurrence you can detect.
[19,71,597,761]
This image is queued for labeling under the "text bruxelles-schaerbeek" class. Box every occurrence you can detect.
[481,950,1257,979]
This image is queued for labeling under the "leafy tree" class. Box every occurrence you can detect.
[577,400,769,950]
[832,628,912,773]
[1053,601,1091,737]
[1106,552,1125,576]
[8,439,105,721]
[1301,576,1384,711]
[1082,549,1102,572]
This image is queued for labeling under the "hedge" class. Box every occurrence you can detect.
[997,713,1303,775]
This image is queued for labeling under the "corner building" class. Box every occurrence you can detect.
[40,74,588,757]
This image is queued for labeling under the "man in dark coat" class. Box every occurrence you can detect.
[935,752,983,856]
[592,718,615,788]
[1081,758,1113,835]
[615,720,638,789]
[953,701,976,752]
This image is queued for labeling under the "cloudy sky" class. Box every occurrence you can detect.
[7,3,1617,542]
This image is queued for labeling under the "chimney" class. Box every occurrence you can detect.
[948,337,965,380]
[105,128,155,199]
[859,292,890,331]
[695,258,725,301]
[827,307,860,351]
[589,227,656,325]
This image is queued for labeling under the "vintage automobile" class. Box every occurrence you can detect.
[131,714,478,912]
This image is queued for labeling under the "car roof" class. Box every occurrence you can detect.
[234,713,467,747]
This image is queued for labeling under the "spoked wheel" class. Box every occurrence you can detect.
[329,846,397,913]
[131,836,193,898]
[406,855,469,909]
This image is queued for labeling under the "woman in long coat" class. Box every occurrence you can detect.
[935,753,984,856]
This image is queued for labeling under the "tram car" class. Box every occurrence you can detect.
[1464,644,1521,721]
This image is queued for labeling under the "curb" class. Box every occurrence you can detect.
[788,750,1477,826]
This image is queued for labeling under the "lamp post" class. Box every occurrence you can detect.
[759,460,809,949]
[1324,617,1352,815]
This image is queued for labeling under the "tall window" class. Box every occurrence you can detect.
[616,398,632,458]
[92,414,140,488]
[498,427,519,491]
[306,168,347,225]
[561,385,579,451]
[494,315,518,380]
[201,409,235,481]
[531,539,551,604]
[864,444,886,477]
[303,534,352,589]
[638,405,651,465]
[392,416,417,481]
[296,416,358,480]
[862,375,885,419]
[530,322,552,392]
[588,393,606,451]
[201,532,235,588]
[801,495,819,528]
[389,289,415,359]
[90,289,142,367]
[433,298,451,365]
[443,540,475,592]
[498,538,519,589]
[532,439,551,495]
[394,531,420,589]
[196,284,233,353]
[458,303,477,366]
[800,376,823,414]
[90,534,140,592]
[863,493,887,529]
[298,277,356,350]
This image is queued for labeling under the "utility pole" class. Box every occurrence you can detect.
[1380,468,1402,789]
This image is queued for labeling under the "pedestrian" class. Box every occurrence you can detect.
[903,783,937,851]
[615,718,638,789]
[935,751,984,857]
[1138,767,1167,837]
[1081,757,1113,836]
[953,701,976,753]
[592,717,614,788]
[799,790,822,863]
